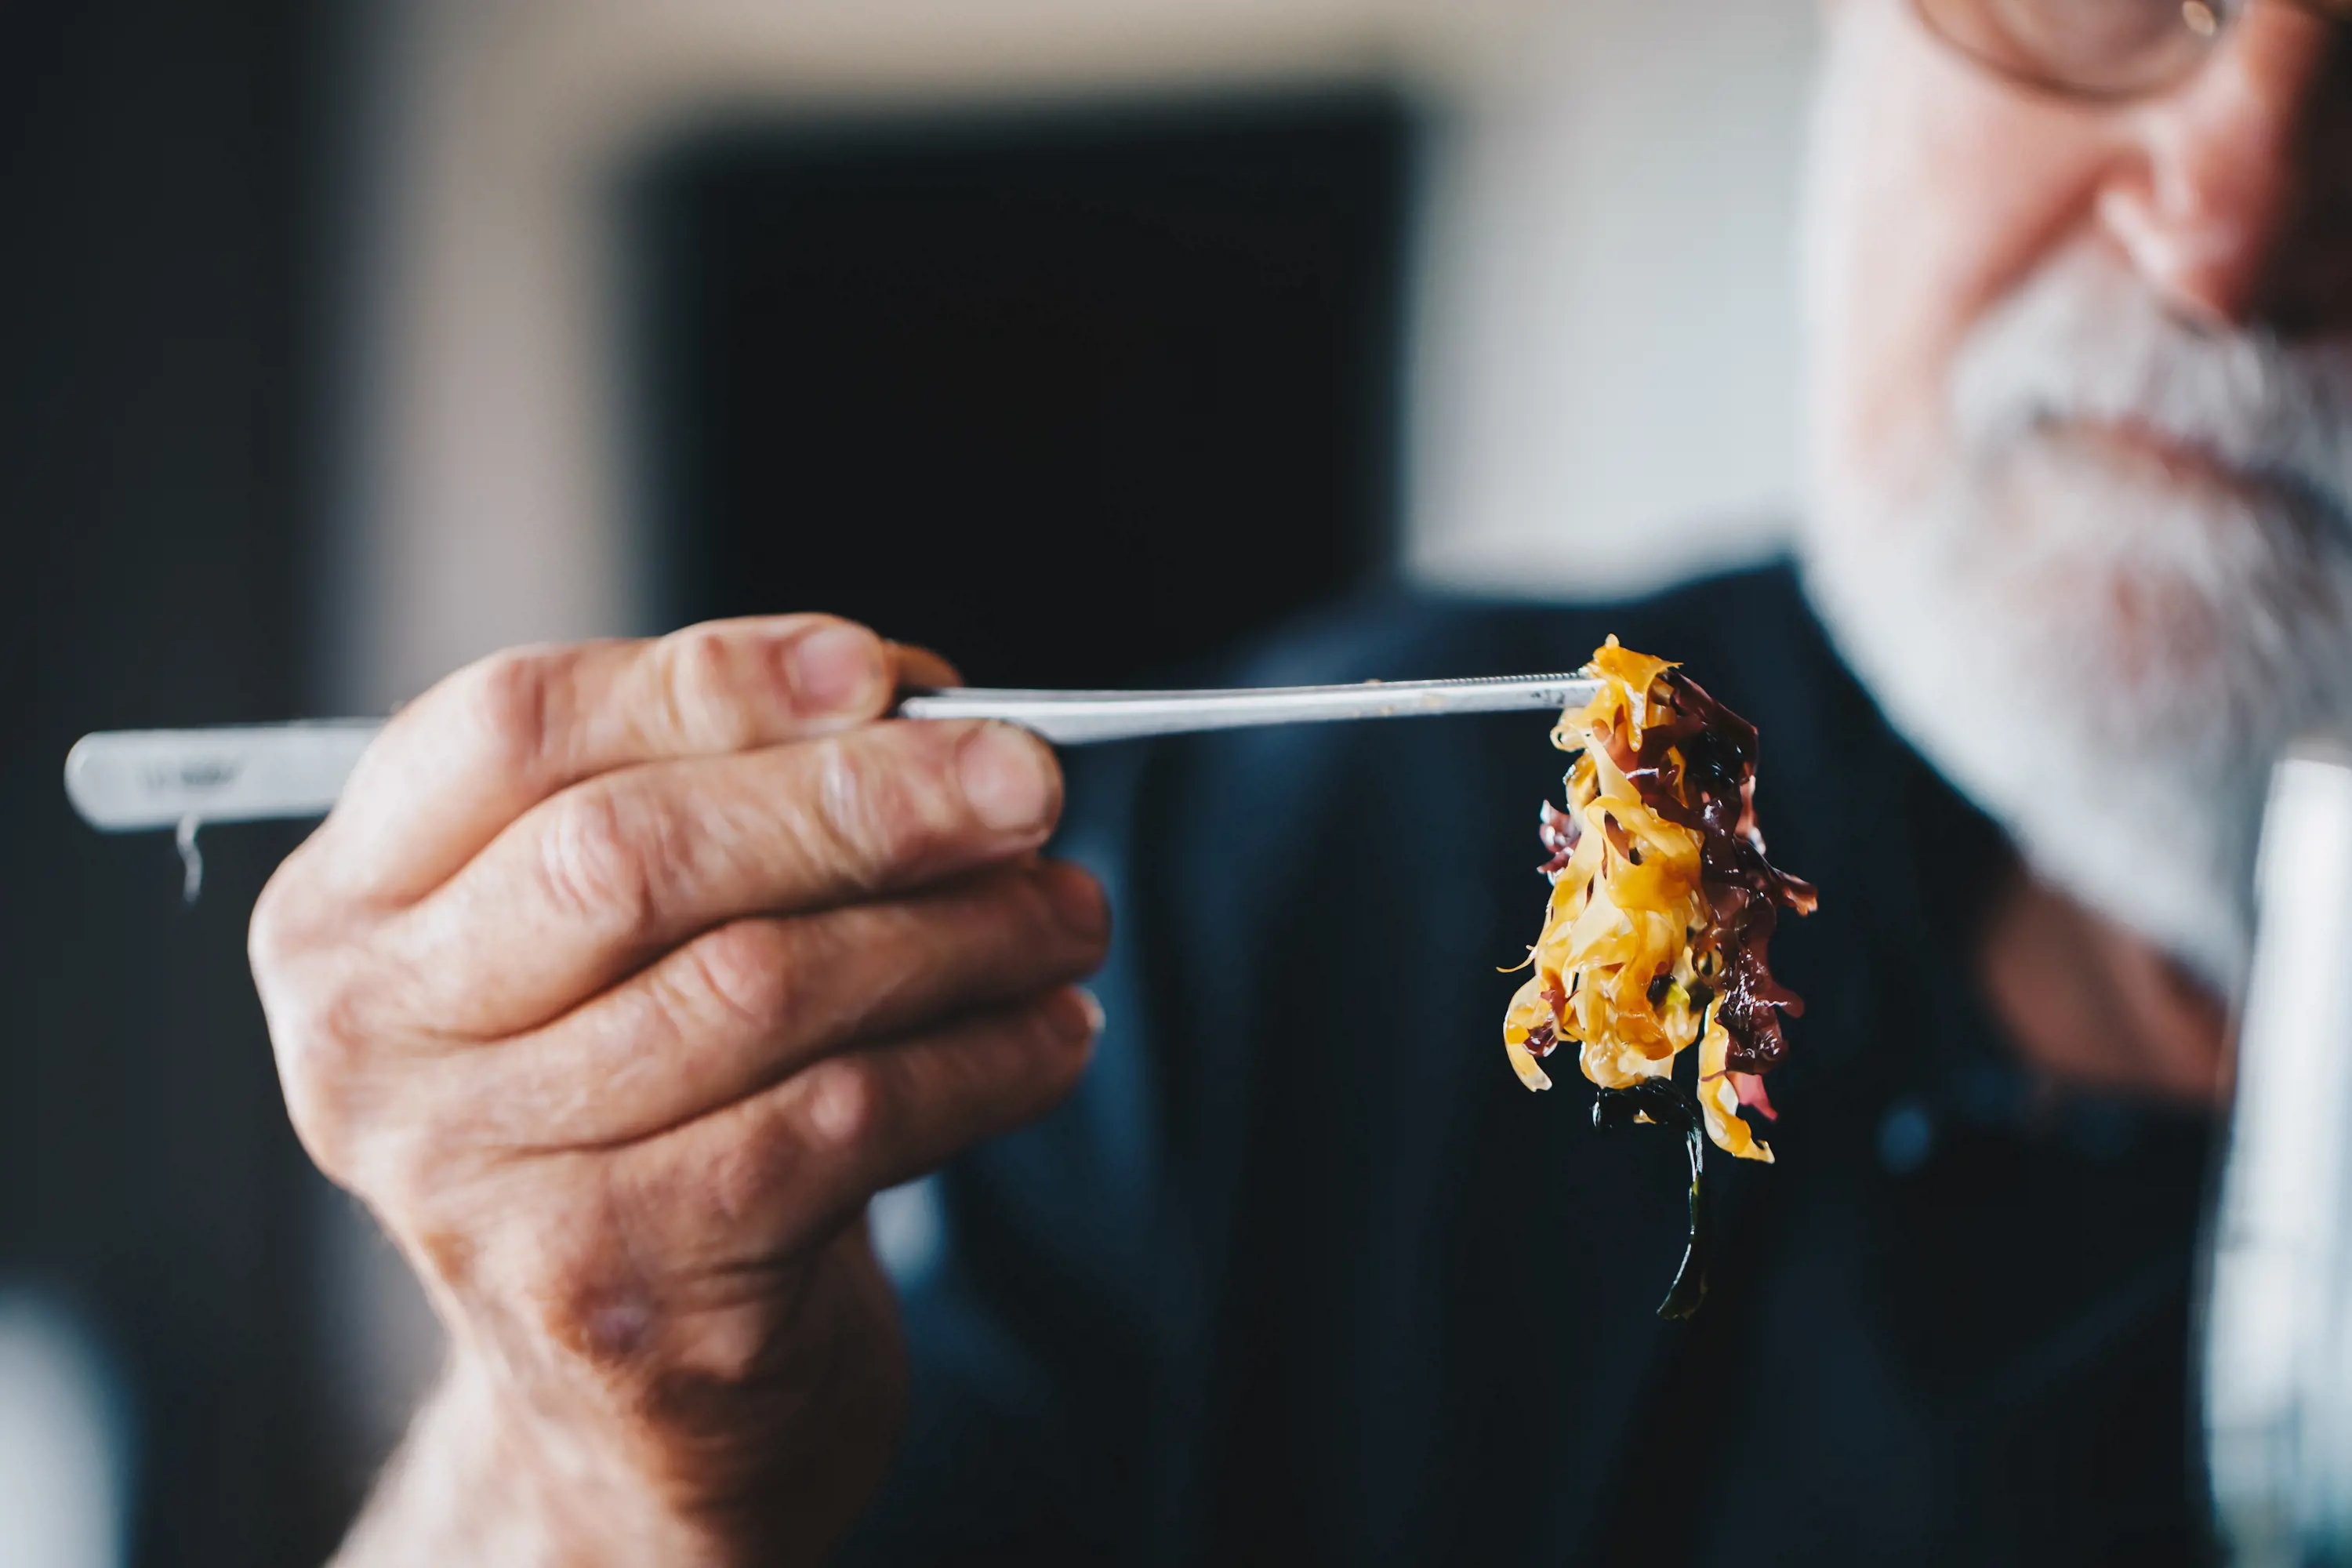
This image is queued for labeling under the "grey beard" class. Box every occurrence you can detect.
[1800,432,2352,996]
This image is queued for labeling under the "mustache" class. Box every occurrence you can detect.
[1949,247,2352,531]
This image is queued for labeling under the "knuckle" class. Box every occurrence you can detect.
[271,982,383,1180]
[248,838,372,980]
[456,644,572,784]
[271,1067,336,1165]
[276,1060,350,1178]
[809,740,893,890]
[797,1055,892,1159]
[245,862,313,978]
[808,735,934,890]
[676,920,801,1040]
[249,868,422,1188]
[652,624,761,752]
[538,783,665,935]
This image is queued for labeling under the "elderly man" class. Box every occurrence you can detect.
[252,0,2352,1561]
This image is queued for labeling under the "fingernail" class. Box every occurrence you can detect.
[789,624,884,714]
[1042,862,1109,942]
[1076,986,1105,1036]
[958,723,1057,833]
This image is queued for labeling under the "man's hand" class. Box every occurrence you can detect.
[249,616,1109,1566]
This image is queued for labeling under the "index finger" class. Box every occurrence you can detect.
[314,618,953,906]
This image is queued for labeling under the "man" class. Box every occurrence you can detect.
[251,0,2352,1560]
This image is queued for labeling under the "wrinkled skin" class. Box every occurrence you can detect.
[250,617,1108,1564]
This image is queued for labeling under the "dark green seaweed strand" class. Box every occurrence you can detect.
[1592,1076,1711,1319]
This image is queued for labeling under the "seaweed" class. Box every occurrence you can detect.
[1592,1075,1711,1320]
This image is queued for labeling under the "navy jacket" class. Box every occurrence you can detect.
[846,563,2216,1566]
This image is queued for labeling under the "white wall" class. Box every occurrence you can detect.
[328,0,1817,711]
[317,0,1820,1471]
[1408,0,1816,594]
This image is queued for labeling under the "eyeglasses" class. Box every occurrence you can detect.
[1910,0,2352,101]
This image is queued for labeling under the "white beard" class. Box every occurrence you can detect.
[1800,245,2352,993]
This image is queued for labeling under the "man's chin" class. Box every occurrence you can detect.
[1796,468,2296,994]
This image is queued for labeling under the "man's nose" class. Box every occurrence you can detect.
[2094,7,2350,332]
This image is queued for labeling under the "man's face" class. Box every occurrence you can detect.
[1798,0,2352,983]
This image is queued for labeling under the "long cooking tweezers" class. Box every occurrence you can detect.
[64,673,1599,832]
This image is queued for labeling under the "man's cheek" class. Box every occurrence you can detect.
[1805,1,1961,481]
[1806,0,2113,480]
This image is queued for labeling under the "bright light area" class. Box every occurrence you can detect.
[0,1293,129,1568]
[2206,748,2352,1559]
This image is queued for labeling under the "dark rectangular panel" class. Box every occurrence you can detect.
[627,90,1415,689]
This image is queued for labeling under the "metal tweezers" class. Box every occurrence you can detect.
[64,673,1598,833]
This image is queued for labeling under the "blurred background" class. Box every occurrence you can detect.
[0,0,1813,1560]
